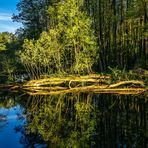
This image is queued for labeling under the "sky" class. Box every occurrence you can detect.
[0,0,21,33]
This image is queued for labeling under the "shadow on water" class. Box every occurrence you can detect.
[0,92,147,148]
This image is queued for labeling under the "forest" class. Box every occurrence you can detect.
[0,0,147,86]
[0,1,148,147]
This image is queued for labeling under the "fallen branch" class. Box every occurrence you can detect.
[26,87,146,95]
[24,75,108,87]
[0,75,147,96]
[108,80,144,88]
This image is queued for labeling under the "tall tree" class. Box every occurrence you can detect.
[13,0,148,73]
[19,0,97,78]
[0,32,19,82]
[13,0,56,39]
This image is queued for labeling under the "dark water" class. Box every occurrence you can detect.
[0,92,147,148]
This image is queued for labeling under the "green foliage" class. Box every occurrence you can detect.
[20,0,97,78]
[0,32,14,51]
[12,0,52,39]
[0,32,19,83]
[10,92,147,147]
[13,0,148,74]
[109,67,128,82]
[0,55,16,82]
[22,93,97,147]
[109,67,148,85]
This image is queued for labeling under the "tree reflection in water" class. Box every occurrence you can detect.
[16,92,147,148]
[0,92,147,147]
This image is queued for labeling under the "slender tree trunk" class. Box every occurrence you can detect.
[112,0,117,66]
[143,0,147,67]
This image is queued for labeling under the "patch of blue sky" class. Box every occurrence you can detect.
[0,20,21,33]
[0,0,22,33]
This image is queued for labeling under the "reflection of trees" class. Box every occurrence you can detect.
[94,94,147,148]
[21,93,97,147]
[18,93,147,148]
[0,92,147,147]
[0,95,17,132]
[0,95,16,109]
[15,125,46,148]
[0,114,7,131]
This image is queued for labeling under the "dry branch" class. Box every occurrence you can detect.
[0,75,147,96]
[108,80,144,88]
[24,75,109,87]
[26,87,146,95]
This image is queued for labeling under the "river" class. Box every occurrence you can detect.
[0,92,147,148]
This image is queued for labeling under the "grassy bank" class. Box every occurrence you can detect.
[0,70,147,95]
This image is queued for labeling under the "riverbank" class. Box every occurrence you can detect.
[0,73,147,95]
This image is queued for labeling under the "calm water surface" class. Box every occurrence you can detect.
[0,92,147,148]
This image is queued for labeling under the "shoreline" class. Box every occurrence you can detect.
[0,74,147,95]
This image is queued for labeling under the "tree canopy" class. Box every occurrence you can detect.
[0,0,147,80]
[18,0,98,78]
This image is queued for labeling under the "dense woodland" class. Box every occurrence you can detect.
[0,0,147,82]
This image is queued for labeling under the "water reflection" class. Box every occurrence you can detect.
[0,105,24,148]
[0,92,147,147]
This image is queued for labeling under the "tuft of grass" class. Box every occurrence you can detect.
[108,67,148,87]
